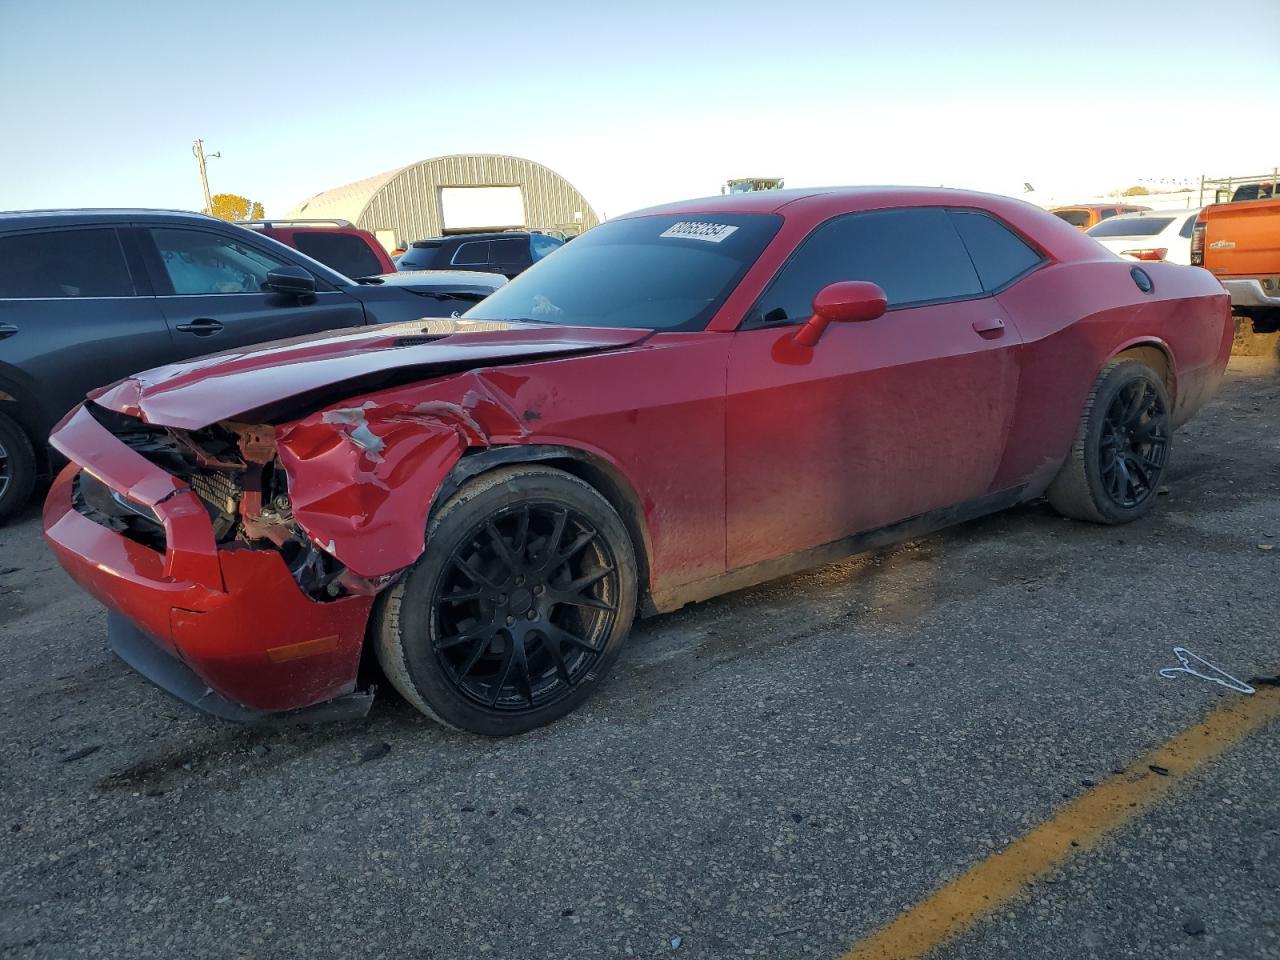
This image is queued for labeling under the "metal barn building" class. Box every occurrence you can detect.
[283,154,600,251]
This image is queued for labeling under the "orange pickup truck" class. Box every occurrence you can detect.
[1192,197,1280,332]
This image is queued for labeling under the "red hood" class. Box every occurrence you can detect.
[90,318,651,430]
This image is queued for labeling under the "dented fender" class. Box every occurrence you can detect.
[275,375,529,579]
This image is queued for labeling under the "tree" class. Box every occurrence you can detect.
[208,193,265,221]
[1122,185,1150,196]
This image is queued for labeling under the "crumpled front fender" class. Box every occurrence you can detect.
[275,375,525,579]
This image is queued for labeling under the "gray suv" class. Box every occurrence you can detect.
[0,209,497,521]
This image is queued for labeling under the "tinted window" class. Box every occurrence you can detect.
[397,241,442,271]
[530,234,563,261]
[465,213,783,331]
[452,241,491,266]
[948,210,1042,291]
[1099,208,1120,220]
[151,228,290,295]
[1179,214,1198,239]
[0,228,134,298]
[290,231,383,278]
[751,207,982,324]
[1053,209,1091,228]
[489,238,527,264]
[1086,217,1173,238]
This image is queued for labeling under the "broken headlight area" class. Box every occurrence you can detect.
[78,403,378,601]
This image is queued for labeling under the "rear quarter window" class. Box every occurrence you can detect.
[0,227,135,298]
[947,210,1043,291]
[289,231,384,278]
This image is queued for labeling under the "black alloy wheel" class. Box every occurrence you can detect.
[432,501,620,713]
[375,465,638,735]
[1099,377,1169,509]
[1047,359,1173,525]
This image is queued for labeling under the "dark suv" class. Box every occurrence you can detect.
[0,209,500,521]
[396,231,563,277]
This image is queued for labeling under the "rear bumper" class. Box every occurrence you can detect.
[43,405,376,719]
[1223,278,1280,310]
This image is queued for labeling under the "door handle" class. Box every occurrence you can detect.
[0,323,18,340]
[175,318,223,336]
[972,317,1005,335]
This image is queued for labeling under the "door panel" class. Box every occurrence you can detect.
[140,225,366,357]
[0,226,174,436]
[725,298,1021,569]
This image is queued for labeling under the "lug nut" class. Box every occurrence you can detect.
[527,610,538,620]
[515,575,525,586]
[533,585,545,596]
[505,615,515,626]
[497,594,507,604]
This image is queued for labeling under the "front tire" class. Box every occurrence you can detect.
[375,465,637,736]
[1047,359,1172,524]
[0,413,37,525]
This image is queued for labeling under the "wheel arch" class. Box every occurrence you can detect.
[1110,338,1177,409]
[433,444,657,615]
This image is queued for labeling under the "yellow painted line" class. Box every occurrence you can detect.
[841,683,1280,960]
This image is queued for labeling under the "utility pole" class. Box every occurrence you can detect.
[192,139,220,214]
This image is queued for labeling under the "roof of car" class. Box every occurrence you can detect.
[1095,208,1200,220]
[0,208,226,230]
[376,270,508,292]
[413,231,536,244]
[1048,203,1150,212]
[624,185,1053,219]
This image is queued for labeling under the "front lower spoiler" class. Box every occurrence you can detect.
[107,613,374,724]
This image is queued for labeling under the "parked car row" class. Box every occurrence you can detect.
[0,209,507,521]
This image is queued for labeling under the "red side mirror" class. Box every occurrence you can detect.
[793,281,888,347]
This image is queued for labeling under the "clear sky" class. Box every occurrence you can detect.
[2,0,1278,218]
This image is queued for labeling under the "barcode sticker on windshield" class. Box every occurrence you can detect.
[660,222,739,243]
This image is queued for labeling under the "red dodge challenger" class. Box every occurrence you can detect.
[44,188,1232,735]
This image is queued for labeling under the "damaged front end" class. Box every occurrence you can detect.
[80,405,387,603]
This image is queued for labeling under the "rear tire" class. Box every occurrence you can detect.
[1047,360,1171,525]
[375,465,637,736]
[0,413,36,525]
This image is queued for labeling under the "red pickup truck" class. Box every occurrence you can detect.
[237,219,396,278]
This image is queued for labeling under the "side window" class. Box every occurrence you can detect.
[948,210,1043,291]
[290,232,383,279]
[489,238,527,264]
[0,228,134,299]
[1179,215,1198,239]
[451,241,491,266]
[1099,208,1119,220]
[750,207,982,324]
[530,233,563,261]
[150,228,290,295]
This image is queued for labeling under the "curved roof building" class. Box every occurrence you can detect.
[284,154,599,248]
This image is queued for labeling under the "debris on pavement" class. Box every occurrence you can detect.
[60,745,102,762]
[1182,918,1206,936]
[358,741,391,764]
[1159,647,1255,695]
[670,936,683,950]
[1149,765,1170,777]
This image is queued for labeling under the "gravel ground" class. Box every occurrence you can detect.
[2,341,1277,960]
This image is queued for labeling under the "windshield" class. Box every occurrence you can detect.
[1087,216,1174,238]
[463,213,783,331]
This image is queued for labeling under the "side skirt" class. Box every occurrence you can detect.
[646,484,1029,616]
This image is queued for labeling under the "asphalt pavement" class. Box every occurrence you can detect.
[2,343,1277,960]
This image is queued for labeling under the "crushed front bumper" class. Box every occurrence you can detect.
[43,405,376,721]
